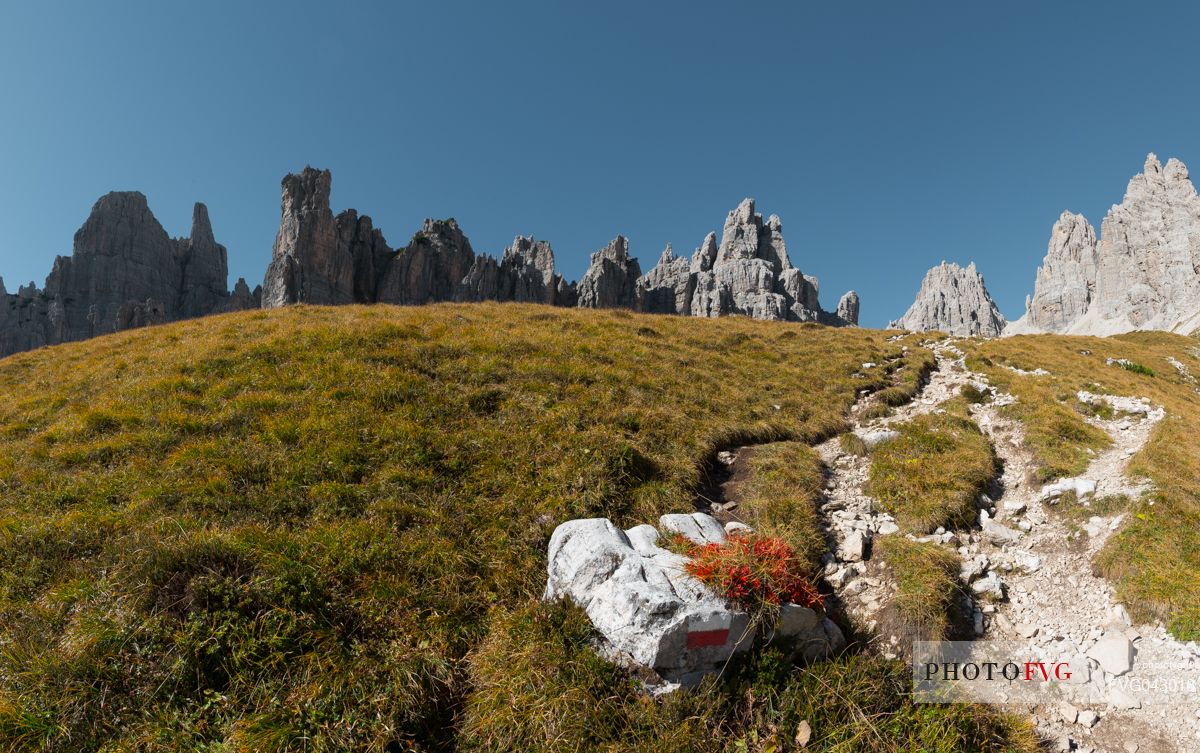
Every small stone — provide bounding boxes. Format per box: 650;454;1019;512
1059;701;1078;724
1088;633;1134;676
1123;742;1139;753
877;521;900;535
1002;500;1027;515
1077;709;1099;728
1017;623;1039;639
981;518;1023;545
841;531;869;562
971;571;1005;599
1110;604;1132;626
1108;687;1141;709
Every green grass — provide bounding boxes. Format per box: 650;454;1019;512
725;441;828;573
876;537;966;646
0;303;1044;751
867;405;998;533
970;332;1200;640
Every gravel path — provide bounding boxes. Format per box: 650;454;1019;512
818;339;1200;753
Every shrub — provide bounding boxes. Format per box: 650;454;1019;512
1118;360;1156;377
839;432;868;456
675;534;823;617
876;537;966;646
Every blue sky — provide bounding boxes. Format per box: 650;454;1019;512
2;1;1198;326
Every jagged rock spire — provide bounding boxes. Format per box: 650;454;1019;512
1010;152;1200;335
891;261;1005;337
1;190;244;358
577;236;641;308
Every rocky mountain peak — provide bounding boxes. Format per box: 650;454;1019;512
717;197;791;271
190;203;216;247
1010;152;1200;336
690;233;718;274
891;261;1006;337
578;236;641;309
282;166;333;216
836;290;860;327
1;189;248;357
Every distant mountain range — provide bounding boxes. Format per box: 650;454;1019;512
5;152;1200;359
0;169;857;359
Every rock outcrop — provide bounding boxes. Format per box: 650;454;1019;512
890;261;1006;337
377;219;475;305
258;175;861;326
545;513;845;688
1009;153;1200;336
836;291;860;327
459;235;576;306
577;236;641;309
636;245;693;314
0;192;252;358
262;167;374;307
262;167;577;311
635;199;857;325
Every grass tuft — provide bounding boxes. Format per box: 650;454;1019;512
867;409;998;533
876;537;967;646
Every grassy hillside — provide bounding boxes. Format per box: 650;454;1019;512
0;304;1030;751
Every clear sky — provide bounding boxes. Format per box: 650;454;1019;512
2;0;1198;326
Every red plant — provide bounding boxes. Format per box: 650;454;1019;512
674;533;824;611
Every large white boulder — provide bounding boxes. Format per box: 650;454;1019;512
545;515;844;685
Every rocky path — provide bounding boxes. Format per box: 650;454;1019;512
818;339;1200;753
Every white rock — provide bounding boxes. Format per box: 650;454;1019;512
981;518;1023;545
1064;655;1090;685
1088;633;1134;676
659;513;727;546
877;521;900;535
841;530;869;562
855;429;899;450
1040;477;1097;501
1077;709;1099;727
1001;500;1027;515
724;521;753;536
545;517;841;685
1012;549;1041;573
971;571;1006;599
1110;604;1132;627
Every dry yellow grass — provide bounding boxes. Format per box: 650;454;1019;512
0;303;1038;751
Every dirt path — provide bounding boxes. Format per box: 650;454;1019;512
818;339;1200;753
